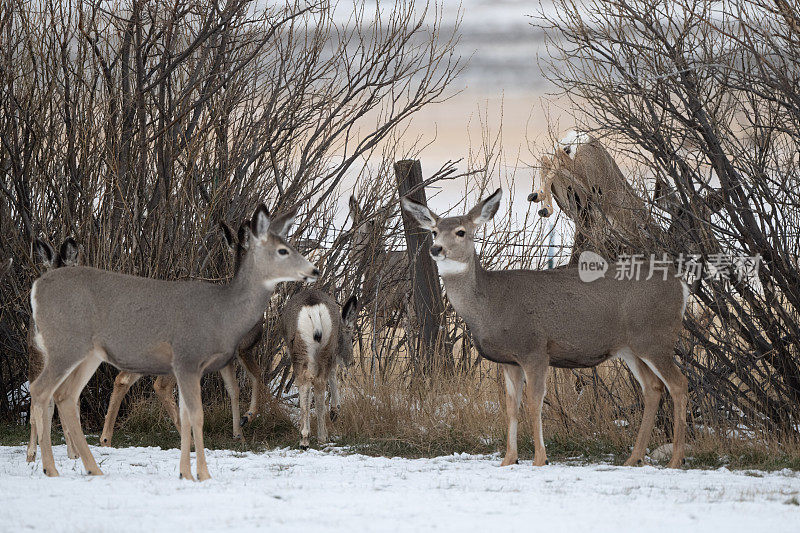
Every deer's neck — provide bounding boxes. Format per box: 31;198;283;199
223;255;273;337
439;253;487;329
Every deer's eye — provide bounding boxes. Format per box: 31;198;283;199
431;230;438;238
278;248;289;256
456;230;466;237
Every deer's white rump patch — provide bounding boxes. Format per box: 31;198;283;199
297;304;332;349
297;303;332;377
29;280;46;353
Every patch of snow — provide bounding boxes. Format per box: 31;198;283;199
2;445;800;531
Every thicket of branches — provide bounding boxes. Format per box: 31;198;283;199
0;0;462;424
538;0;800;436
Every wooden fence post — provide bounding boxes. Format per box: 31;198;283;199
394;159;448;373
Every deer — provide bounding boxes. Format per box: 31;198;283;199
26;238;81;463
653;176;724;257
528;132;650;264
348;196;411;335
280;290;358;448
99;221;265;446
402;188;689;469
28;205;318;480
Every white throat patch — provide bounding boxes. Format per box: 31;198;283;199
264;277;298;292
435;258;468;276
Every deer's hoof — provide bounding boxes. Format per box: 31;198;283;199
179;472;196;482
87;469;104;476
527;191;541;202
666;457;686;469
43;468;59;477
538;207;552;217
233;433;243;441
500;457;518;467
299;444;309;451
329;409;339;422
240;413;253;427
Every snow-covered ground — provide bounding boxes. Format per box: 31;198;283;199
1;445;799;532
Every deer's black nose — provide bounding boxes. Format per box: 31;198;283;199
430;246;442;257
311;268;321;277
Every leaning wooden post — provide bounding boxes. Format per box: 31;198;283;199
395;159;448;373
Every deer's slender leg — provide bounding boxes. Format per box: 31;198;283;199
298;380;312;449
177;372;209;481
237;352;261;426
27;406;40;462
27;399;51;462
63;402;80;459
30;353;84;477
529;156;551;205
530;156;556;216
640;354;688;469
500;364;524;467
153;375;179;430
314;377;328;443
619;351;664;466
53;356;103;475
177;389;194;481
52;365;81;460
219;363;242;439
522;361;549;467
328;370;340;422
100;371;143;446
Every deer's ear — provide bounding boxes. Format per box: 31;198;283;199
251;204;271;240
59;238;79;266
342;296;358;325
34;239;55;268
401;197;439;230
269;207;298;239
468;188;503;226
220;222;236;250
348;195;361;222
237;222;252;251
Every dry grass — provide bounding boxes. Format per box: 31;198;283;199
3;348;799;471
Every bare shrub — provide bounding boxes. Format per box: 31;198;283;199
0;0;461;425
536;0;800;438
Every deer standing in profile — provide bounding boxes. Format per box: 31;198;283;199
281;290;358;448
402;189;689;468
529;132;650;264
99;221;265;446
348;196;410;334
28;205;318;480
26;238;81;463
